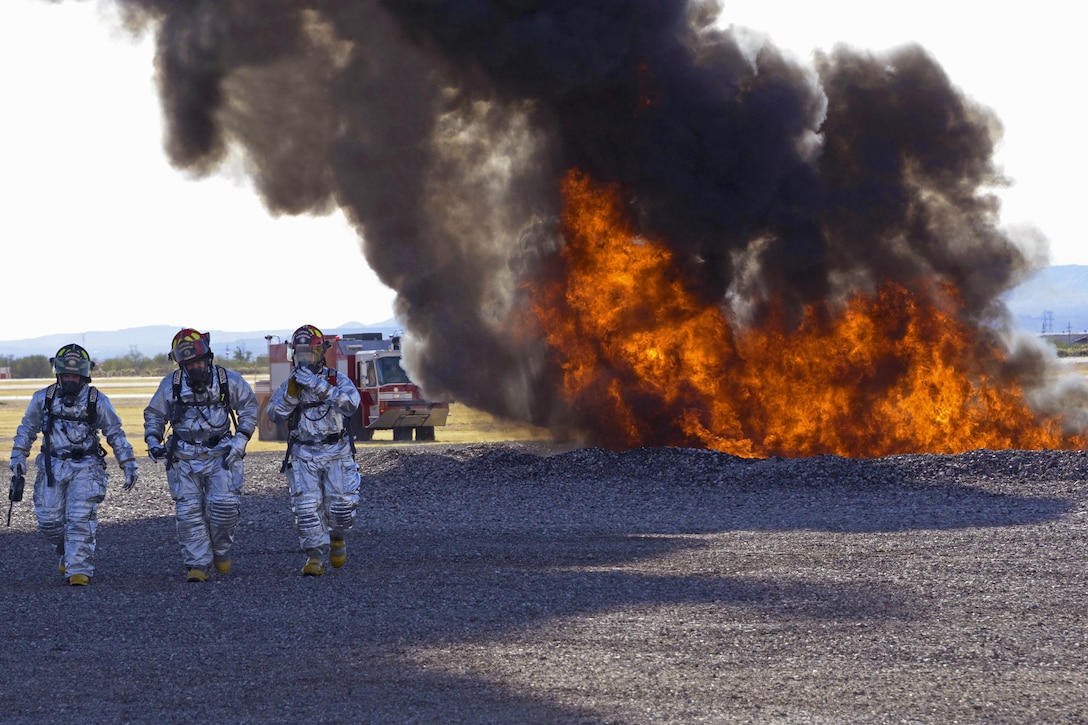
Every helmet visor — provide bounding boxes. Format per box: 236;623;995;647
291;344;323;367
53;351;92;377
172;337;210;365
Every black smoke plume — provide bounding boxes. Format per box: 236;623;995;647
105;0;1082;440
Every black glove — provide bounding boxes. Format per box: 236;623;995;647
148;444;167;462
8;473;24;503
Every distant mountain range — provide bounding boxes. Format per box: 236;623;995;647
1;266;1086;359
0;320;401;360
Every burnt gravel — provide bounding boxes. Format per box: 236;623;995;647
1;444;1087;724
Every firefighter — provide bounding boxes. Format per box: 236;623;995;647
143;329;258;582
8;344;139;585
266;324;361;576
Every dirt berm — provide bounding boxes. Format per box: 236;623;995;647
1;444;1086;723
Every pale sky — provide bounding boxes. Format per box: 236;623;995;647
1;0;1083;342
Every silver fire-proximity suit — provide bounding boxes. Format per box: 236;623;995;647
143;367;258;575
10;385;138;579
267;365;361;566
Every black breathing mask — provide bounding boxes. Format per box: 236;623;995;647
184;360;213;394
59;379;83;406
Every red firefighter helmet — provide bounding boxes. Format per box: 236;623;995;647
169;328;213;365
50;343;95;378
290;324;329;368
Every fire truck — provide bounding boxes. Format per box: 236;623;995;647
255;332;449;442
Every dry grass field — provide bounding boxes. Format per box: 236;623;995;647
0;375;551;463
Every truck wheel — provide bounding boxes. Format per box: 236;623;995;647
393;428;413;442
415;426;435;441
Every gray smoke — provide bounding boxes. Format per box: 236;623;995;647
106;0;1079;441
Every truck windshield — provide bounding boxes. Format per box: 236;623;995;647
376;356;410;384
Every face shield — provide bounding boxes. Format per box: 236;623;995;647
52;353;93;378
171;337;210;366
291;344;325;371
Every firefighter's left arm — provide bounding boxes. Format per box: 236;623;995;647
96;394;138;473
330;373;361;416
229;371;260;440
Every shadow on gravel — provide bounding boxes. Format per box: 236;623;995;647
0;515;910;724
0;445;1081;722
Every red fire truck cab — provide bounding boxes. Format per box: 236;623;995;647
256;333;449;442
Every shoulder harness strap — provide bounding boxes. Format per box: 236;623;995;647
43;384;57;432
41;385;57;486
86;386;98;424
217;365;230;407
217;366;238;432
170;370;184;424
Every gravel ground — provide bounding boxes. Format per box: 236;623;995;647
1;443;1087;724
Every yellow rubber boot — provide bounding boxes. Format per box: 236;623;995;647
186;568;209;583
329;539;347;569
68;574;90;586
302;558;324;577
213;557;231;575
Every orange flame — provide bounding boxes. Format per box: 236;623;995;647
530;170;1085;457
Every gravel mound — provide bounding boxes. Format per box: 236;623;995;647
1;444;1086;723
